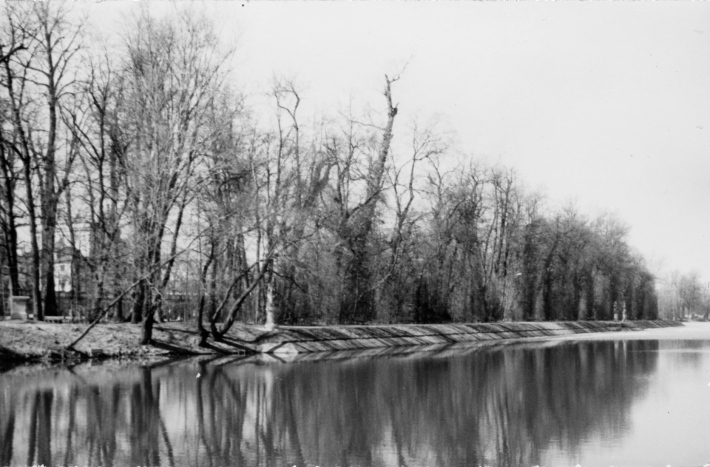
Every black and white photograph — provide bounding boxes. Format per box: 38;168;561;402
1;1;710;466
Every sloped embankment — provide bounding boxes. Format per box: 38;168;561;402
254;320;682;355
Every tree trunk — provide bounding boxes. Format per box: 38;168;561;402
141;301;156;345
214;267;268;339
196;245;214;347
22;159;43;321
3;56;43;320
264;273;276;330
0;142;20;296
40;94;59;318
131;279;146;324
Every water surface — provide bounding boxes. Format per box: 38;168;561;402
2;323;710;467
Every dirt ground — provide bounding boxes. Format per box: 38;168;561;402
0;319;274;362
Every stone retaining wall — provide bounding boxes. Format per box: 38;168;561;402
255;320;682;354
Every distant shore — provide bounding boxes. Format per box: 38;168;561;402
0;319;682;365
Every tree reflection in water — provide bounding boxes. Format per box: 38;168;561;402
0;340;665;467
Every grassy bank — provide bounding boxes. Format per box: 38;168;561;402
0;320;274;362
0;319;682;363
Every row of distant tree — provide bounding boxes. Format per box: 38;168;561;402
657;270;710;321
1;3;662;344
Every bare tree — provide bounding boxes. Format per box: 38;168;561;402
120;6;232;343
249;79;333;328
0;23;30;303
63;46;129;321
325;74;400;323
383;118;446;321
1;2;83;319
0;84;22;299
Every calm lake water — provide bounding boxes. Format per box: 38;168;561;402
2;323;710;467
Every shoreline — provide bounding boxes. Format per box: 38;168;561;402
0;319;682;364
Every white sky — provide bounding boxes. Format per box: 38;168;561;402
86;1;710;283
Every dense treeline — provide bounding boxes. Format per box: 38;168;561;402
0;3;658;343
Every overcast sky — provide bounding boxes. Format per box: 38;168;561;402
89;1;710;283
